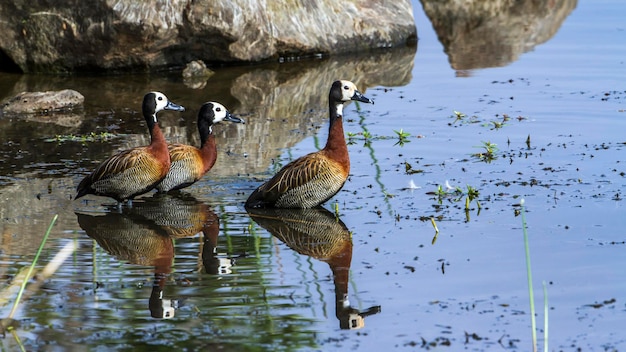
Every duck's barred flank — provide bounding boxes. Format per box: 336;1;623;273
268;156;347;209
80;150;166;200
156;154;201;192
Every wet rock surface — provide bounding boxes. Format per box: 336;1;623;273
1;89;84;115
0;0;416;73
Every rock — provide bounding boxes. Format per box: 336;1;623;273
1;89;84;115
182;60;214;79
182;60;215;89
0;0;417;73
421;0;577;71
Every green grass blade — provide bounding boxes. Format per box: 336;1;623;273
8;214;58;319
520;200;537;352
10;328;26;352
543;281;549;352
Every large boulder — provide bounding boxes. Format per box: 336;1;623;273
0;0;416;73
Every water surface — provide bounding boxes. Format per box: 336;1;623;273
0;0;625;350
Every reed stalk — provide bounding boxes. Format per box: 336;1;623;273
543;280;549;352
520;199;537;352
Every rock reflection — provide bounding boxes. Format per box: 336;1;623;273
232;47;415;176
75;194;218;319
421;0;576;71
0;45;416;181
247;207;381;329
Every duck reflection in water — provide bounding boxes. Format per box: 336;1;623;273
201;211;234;275
246;207;381;329
115;193;233;275
75;193;221;319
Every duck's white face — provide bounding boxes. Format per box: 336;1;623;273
334;81;358;116
152;92;170;113
200;102;244;131
211;102;229;123
339;80;359;102
148;91;185;118
333;80;373;116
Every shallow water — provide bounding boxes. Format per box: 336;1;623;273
1;0;625;350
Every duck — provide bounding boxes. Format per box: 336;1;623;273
75;91;185;206
245;80;374;209
156;102;244;193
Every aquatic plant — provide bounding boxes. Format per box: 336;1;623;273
346;129;420;148
428;183;482;222
449;111;529;129
489;120;504;129
430;217;439;244
451;110;466;124
472;141;498;162
393;128;411;146
482;113;510;130
403;161;423;175
346;131;357;145
448;110;481;126
346;131;372;146
46;131;118;144
432;183;479;205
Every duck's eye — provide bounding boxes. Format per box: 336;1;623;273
216;107;221;112
157;96;163;101
344;85;349;90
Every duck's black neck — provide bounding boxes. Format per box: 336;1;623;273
143;95;158;131
145;113;158;138
324;101;346;151
328;99;343;130
198;119;214;147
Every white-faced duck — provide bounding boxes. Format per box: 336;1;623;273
75;92;185;206
156;102;244;193
246;80;374;209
